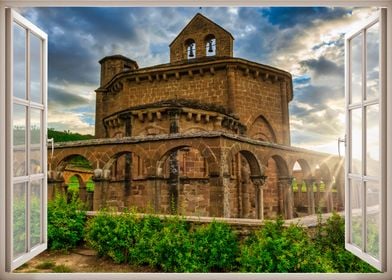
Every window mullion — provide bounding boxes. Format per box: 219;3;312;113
361;28;367;253
25;28;31;253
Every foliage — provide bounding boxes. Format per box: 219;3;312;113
192;221;239;272
48;128;93;143
315;213;379;273
82;211;380;273
47;194;86;250
85;213;239;272
239;218;333;272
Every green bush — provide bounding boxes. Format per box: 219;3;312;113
47;194;86;250
153;217;196;272
192;221;239;272
130;215;163;267
239;218;333;272
315;213;378;273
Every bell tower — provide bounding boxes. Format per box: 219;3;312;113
169;13;234;63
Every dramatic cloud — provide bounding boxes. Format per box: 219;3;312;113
21;6;378;153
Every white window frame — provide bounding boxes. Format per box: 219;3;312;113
5;9;48;271
0;1;391;280
344;10;387;271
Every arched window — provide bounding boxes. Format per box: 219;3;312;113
205;35;216;56
185;39;196;59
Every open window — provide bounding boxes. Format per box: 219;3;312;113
345;9;386;271
5;9;48;271
0;3;391;279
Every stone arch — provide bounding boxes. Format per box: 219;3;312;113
51;151;95;172
247;114;277;143
185;38;196;59
103;150;147;175
205;34;216;56
54;154;93;173
155;144;213;216
227;144;264;177
227;145;265;219
152;141;219;177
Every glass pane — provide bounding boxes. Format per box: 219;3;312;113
13;23;26;100
13;182;27;259
30;34;42;103
366;23;380;101
350;179;362;249
351;109;362;174
30;109;42;174
351;33;363;104
366;105;379;177
31;180;42;248
366;181;380;259
13;104;26;177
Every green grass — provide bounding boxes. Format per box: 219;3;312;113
35;261;56;270
52;264;72;273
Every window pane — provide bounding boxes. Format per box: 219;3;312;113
31;180;42;248
13;104;26;177
30;109;42;174
366;23;380;101
366;181;380;259
350;108;362;174
366;104;379;177
13;182;27;259
30;33;42;104
13;23;26;100
350;179;362;249
351;33;363;104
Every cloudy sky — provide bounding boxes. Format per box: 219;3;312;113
20;6;377;154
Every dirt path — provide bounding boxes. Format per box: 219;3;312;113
15;247;158;273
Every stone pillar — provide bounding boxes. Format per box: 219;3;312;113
168;151;179;214
278;176;293;219
324;179;334;212
280;80;291;145
92;168;110;211
305;178;315;215
226;65;236;115
251;175;267;220
79;181;87;203
47;170;65;200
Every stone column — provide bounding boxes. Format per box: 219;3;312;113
278;176;294;219
79;181;87;204
324;179;334;212
280;80;291;145
47;170;65;200
92;168;110;211
167;109;181;214
305;178;315;215
226;65;236;115
251;175;267;220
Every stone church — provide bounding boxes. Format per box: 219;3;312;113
49;13;343;220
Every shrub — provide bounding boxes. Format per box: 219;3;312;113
315;213;378;273
47;194;86;250
239;218;332;272
153;217;195;272
130;215;163;266
85;210;139;263
192;221;239;272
